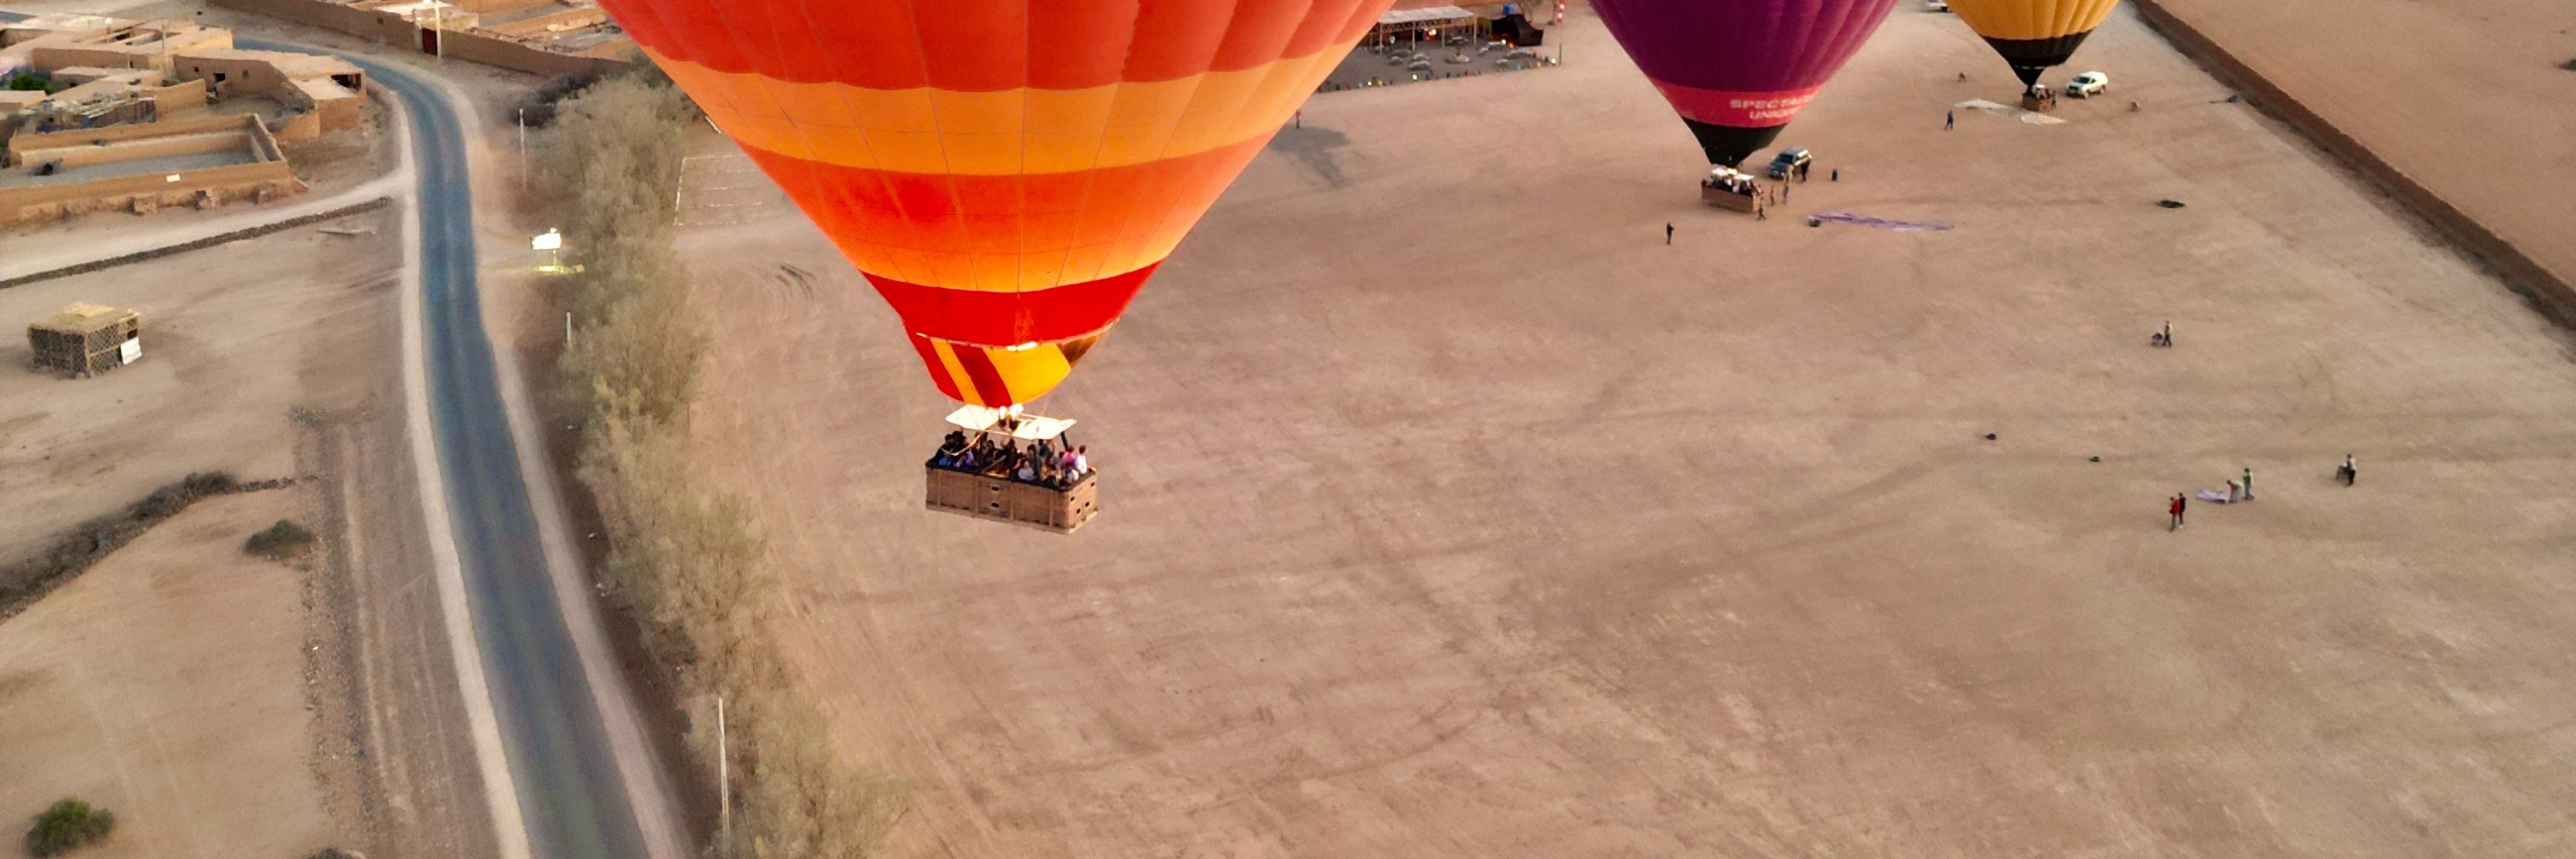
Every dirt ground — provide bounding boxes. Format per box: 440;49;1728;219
0;490;340;859
2144;0;2576;297
667;6;2576;859
0;215;499;859
0;215;395;556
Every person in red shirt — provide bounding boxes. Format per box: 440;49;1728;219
2169;494;2187;530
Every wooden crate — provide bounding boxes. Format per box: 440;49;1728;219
27;303;141;377
925;466;1098;533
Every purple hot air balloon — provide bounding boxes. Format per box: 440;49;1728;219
1595;0;1903;168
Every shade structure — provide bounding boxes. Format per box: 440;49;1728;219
593;0;1396;406
1594;0;1902;168
1946;0;2122;86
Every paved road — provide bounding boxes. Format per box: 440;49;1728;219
244;40;652;859
0;10;644;857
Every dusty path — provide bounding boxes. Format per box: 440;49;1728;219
672;5;2576;858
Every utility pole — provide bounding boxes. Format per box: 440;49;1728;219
716;695;731;847
517;107;527;196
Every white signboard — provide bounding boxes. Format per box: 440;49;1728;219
120;338;142;364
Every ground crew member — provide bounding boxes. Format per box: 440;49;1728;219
2170;494;2186;530
2241;468;2255;501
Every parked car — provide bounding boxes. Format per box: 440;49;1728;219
1924;0;1949;11
2067;70;2110;98
1765;147;1813;180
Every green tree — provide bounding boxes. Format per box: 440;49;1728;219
26;798;115;857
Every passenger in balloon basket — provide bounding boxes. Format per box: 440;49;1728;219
933;430;970;468
929;423;1092;491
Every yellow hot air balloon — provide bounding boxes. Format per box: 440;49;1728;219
1947;0;2120;87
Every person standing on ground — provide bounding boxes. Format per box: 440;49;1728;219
2171;494;2186;530
2341;454;2357;486
1665;222;1674;244
1294;109;1303;129
2241;467;2255;501
1831;168;1839;182
1946;110;1955;131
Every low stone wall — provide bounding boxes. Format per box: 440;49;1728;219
38;131;240;169
483;7;608;39
1;114;303;228
210;0;628;76
0;197;389;289
0;160;301;226
2131;0;2574;323
438;28;625;76
270;108;323;143
210;0;419;46
4;113;255;166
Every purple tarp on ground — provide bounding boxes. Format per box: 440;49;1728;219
1812;211;1954;231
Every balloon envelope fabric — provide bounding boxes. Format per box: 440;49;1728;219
595;0;1395;406
1593;0;1903;167
1946;0;2122;85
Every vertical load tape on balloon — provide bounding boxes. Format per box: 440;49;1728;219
594;0;1400;405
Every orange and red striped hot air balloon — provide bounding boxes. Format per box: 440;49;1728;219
592;0;1396;407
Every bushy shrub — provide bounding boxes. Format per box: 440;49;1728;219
1;472;241;620
25;798;114;857
544;76;905;856
244;520;319;561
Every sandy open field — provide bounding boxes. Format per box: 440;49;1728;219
2145;0;2576;300
0;213;396;557
0;490;339;859
2;211;498;859
672;6;2576;857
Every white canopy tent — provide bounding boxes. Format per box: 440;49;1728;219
945;405;1077;442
